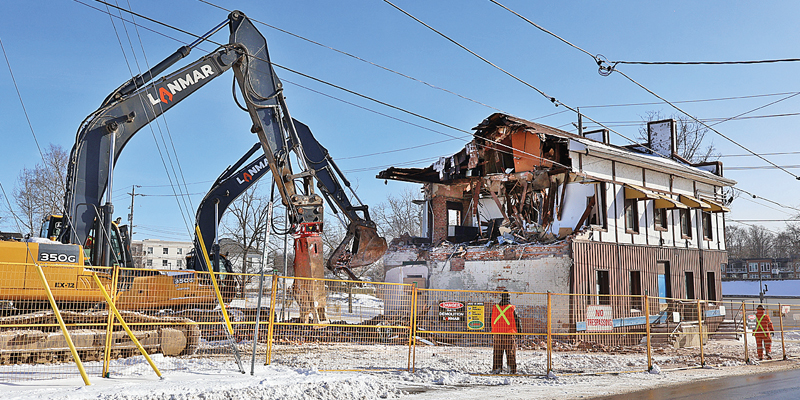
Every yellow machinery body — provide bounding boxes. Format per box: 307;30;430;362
0;241;112;304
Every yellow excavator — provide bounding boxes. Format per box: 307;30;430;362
0;10;386;362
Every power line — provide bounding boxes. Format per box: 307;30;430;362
195;0;510;115
720;151;800;158
489;0;800;181
726;165;800;171
85;0;573;173
578;91;800;109
613;58;800;66
734;187;800;213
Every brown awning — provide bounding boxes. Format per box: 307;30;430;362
625;184;687;209
624;184;657;200
701;198;731;213
679;194;713;210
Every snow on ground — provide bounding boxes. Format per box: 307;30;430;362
3;337;800;399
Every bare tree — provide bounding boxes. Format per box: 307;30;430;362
221;181;275;291
13;144;68;235
372;187;423;241
724;224;748;260
638;111;718;163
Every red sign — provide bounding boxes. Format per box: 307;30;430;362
439;301;464;309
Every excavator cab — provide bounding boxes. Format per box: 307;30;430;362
40;215;64;241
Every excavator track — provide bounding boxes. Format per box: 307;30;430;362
0;310;200;365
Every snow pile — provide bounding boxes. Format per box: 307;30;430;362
4;358;402;400
327;292;384;309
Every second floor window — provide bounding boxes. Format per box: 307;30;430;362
163;247;169;255
702;212;713;240
147;247;153;254
680;209;692;238
749;263;758;272
654;208;668;230
624;199;639;234
177;248;183;255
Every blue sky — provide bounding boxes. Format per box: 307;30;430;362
1;0;798;241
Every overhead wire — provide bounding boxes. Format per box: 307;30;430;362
386;1;800;224
578;91;800;109
116;0;198;237
85;0;575;175
194;0;509;115
488;0;800;181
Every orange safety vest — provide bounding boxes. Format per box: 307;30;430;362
491;304;517;333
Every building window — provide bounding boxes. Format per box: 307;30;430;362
685;271;695;299
706;272;716;301
679;209;692;238
749;274;759;279
588;183;608;230
446;201;463;226
721;263;727;273
177;259;182;268
761;263;770;272
147;247;153;254
162;260;169;267
624;199;639;234
654;208;668;230
596;270;610;305
163;247;169;255
146;259;152;267
796;264;800;272
749;263;758;272
630;271;642;311
701;212;712;240
761;274;770;279
177;248;183;255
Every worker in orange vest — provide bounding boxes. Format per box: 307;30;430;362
491;290;521;374
754;305;774;360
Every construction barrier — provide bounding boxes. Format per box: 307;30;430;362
2;263;799;383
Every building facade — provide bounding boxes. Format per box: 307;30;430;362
379;114;735;338
724;258;799;280
131;239;193;270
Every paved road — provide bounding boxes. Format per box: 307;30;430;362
594;368;800;400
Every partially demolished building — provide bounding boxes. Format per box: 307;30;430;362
378;113;734;334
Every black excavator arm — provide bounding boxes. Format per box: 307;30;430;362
61;10;385;274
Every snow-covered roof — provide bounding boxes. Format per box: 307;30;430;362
722;280;800;297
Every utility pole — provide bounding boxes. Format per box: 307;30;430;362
128;185;142;239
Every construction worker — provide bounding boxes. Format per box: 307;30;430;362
754;305;774;360
491;290;521;374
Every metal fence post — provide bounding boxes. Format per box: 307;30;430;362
408;282;417;372
102;265;119;378
742;301;749;363
644;294;652;371
35;264;91;386
779;303;787;360
697;300;704;366
546;292;552;374
265;274;279;365
91;272;162;378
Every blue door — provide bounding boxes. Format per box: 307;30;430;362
657;274;667;303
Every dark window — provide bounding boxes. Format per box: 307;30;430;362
702;212;713;240
654;208;668;230
680;209;692;238
707;272;717;301
630;271;642;311
685;271;695;299
162;247;169;255
588;183;608;229
597;270;611;305
624;199;639;234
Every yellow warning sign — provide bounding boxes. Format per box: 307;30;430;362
467;302;485;330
